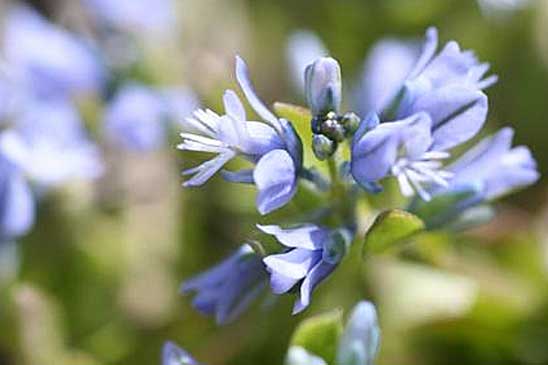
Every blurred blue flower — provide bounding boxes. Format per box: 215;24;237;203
259;224;350;314
104;83;168;152
182;244;267;325
286;31;328;93
336;301;380;365
436;127;539;205
84;0;176;35
179;56;302;215
0;100;103;188
354;38;420;117
0;157;34;242
305;57;342;116
162;341;200;365
3;5;104;100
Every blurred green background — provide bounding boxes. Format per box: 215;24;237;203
2;0;548;364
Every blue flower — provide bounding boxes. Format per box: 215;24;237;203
3;5;104;100
181;244;267;325
162;341;200;365
351;28;495;200
0;100;103;188
354;37;420;117
305;57;342;116
259;224;351;314
336;301;380;365
84;0;176;35
351;112;454;200
0;156;34;242
436;127;539;205
104;83;168;152
179;56;303;215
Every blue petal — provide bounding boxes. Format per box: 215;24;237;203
293;260;336;314
253;149;297;215
257;224;328;250
223;89;246;123
221;169;254;184
355;38;419;115
264;248;321;280
407;27;439;80
336;301;380;365
351;113;432;183
412;87;488;151
235;56;281;130
182;150;236;187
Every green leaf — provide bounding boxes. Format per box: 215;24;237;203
273;102;312;125
363;209;425;255
290;308;344;364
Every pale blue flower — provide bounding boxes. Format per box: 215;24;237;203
179;56;302;215
336;301;380;365
104;83;168;152
3;5;104;99
305;57;342;116
259;224;350;314
0;100;103;188
84;0;176;35
182;244;267;325
163;342;200;365
351;112;454;200
437;127;539;204
0;156;34;241
351;28;494;200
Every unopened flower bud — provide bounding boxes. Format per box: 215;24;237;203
321;118;346;142
322;228;352;264
340;112;361;136
305;57;342;116
312;133;337;160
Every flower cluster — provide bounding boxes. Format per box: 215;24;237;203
177;26;539;329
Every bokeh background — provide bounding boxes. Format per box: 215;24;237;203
1;0;548;364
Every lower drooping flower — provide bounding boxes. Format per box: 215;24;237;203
181;244;268;325
259;224;351;314
162;341;200;365
178;56;303;215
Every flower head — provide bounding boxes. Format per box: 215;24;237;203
3;5;104;99
181;244;267;325
0;100;103;188
104;83;168;152
351;28;494;200
179;56;303;215
259;224;351;314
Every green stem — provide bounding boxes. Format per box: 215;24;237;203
326;152;354;226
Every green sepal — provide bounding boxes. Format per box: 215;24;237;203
274;102;312;126
363;209;425;255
